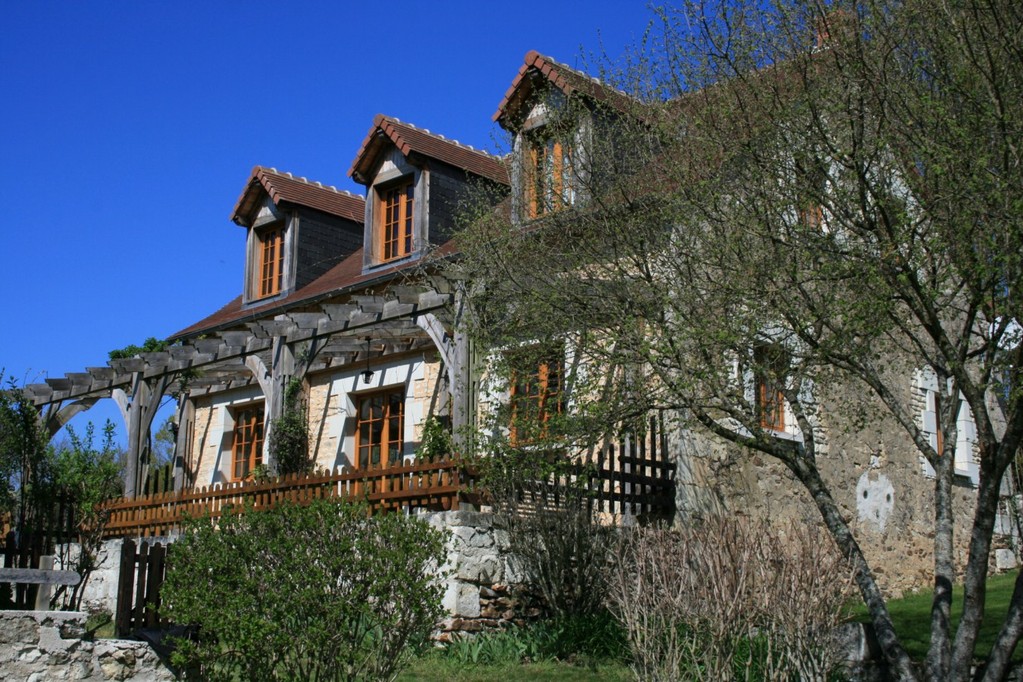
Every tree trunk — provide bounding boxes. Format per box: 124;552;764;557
790;455;919;681
926;452;955;679
951;454;1004;680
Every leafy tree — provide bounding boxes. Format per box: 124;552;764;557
0;377;53;534
51;422;123;610
108;336;169;361
151;414;176;468
454;1;1023;679
0;376;122;609
162;498;446;682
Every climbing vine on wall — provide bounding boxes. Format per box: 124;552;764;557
269;378;311;476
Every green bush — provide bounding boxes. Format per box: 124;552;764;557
162;498;447;681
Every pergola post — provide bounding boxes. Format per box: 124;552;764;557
114;372;171;498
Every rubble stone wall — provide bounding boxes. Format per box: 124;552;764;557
672;370;1017;597
0;611;174;682
426;509;533;638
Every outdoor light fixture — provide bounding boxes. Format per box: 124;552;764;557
361;340;374;383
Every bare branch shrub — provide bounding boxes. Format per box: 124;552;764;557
607;516;853;681
484;449;611;618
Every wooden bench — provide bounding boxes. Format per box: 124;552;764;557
0;556;80;610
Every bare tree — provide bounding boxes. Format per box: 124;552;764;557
454;1;1023;679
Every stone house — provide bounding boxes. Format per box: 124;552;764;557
21;50;1015;597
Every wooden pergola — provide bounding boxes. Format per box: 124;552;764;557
23;281;479;498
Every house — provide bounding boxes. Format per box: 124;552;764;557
20;50;1015;598
165;118;509;490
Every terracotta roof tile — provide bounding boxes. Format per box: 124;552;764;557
494;50;639;127
231;166;366;226
349;115;509;186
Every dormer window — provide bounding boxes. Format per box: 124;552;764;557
378;178;415;262
255;224;285;299
524;135;574;219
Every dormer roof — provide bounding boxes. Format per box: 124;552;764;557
348;114;508;186
231;166;366;227
493;50;638;129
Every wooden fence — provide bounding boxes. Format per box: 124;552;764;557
0;494;79;610
115;539;168;636
506;415;677;519
98;418;676;540
100;457;474;539
579;414;676;517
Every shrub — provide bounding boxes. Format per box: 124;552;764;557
482;447;612;619
51;422;123;610
162;498;446;681
606;516;854;682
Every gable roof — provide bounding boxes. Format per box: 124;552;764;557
348;114;508;186
231;166;366;227
494;50;638;129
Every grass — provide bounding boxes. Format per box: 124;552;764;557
397;655;632;682
850;570;1020;661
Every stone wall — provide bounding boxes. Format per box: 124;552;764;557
426;509;536;639
53;538;129;616
0;611;174;681
673;370;1018;596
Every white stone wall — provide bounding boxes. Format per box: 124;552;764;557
0;611;174;681
52;539;123;616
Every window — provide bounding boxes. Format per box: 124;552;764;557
795;152;826;230
523;136;574;219
754;345;787;432
377;179;414;262
232;405;264;480
915;368;979;483
255;226;285;298
508;345;564;444
356;389;405;469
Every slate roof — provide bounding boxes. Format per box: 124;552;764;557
231;166;366;227
493;50;639;128
348;114;508;186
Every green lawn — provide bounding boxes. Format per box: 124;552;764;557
850;570;1020;660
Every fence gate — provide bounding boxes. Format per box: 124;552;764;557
115;539;169;636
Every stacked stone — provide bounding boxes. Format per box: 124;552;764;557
0;611;173;681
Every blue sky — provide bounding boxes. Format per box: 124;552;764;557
0;1;655;444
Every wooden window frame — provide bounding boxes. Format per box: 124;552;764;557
523;136;573;220
255;225;285;299
754;346;787;432
355;388;405;470
231;404;264;481
932;390;945;456
508;345;565;444
376;178;415;263
795;152;826;230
